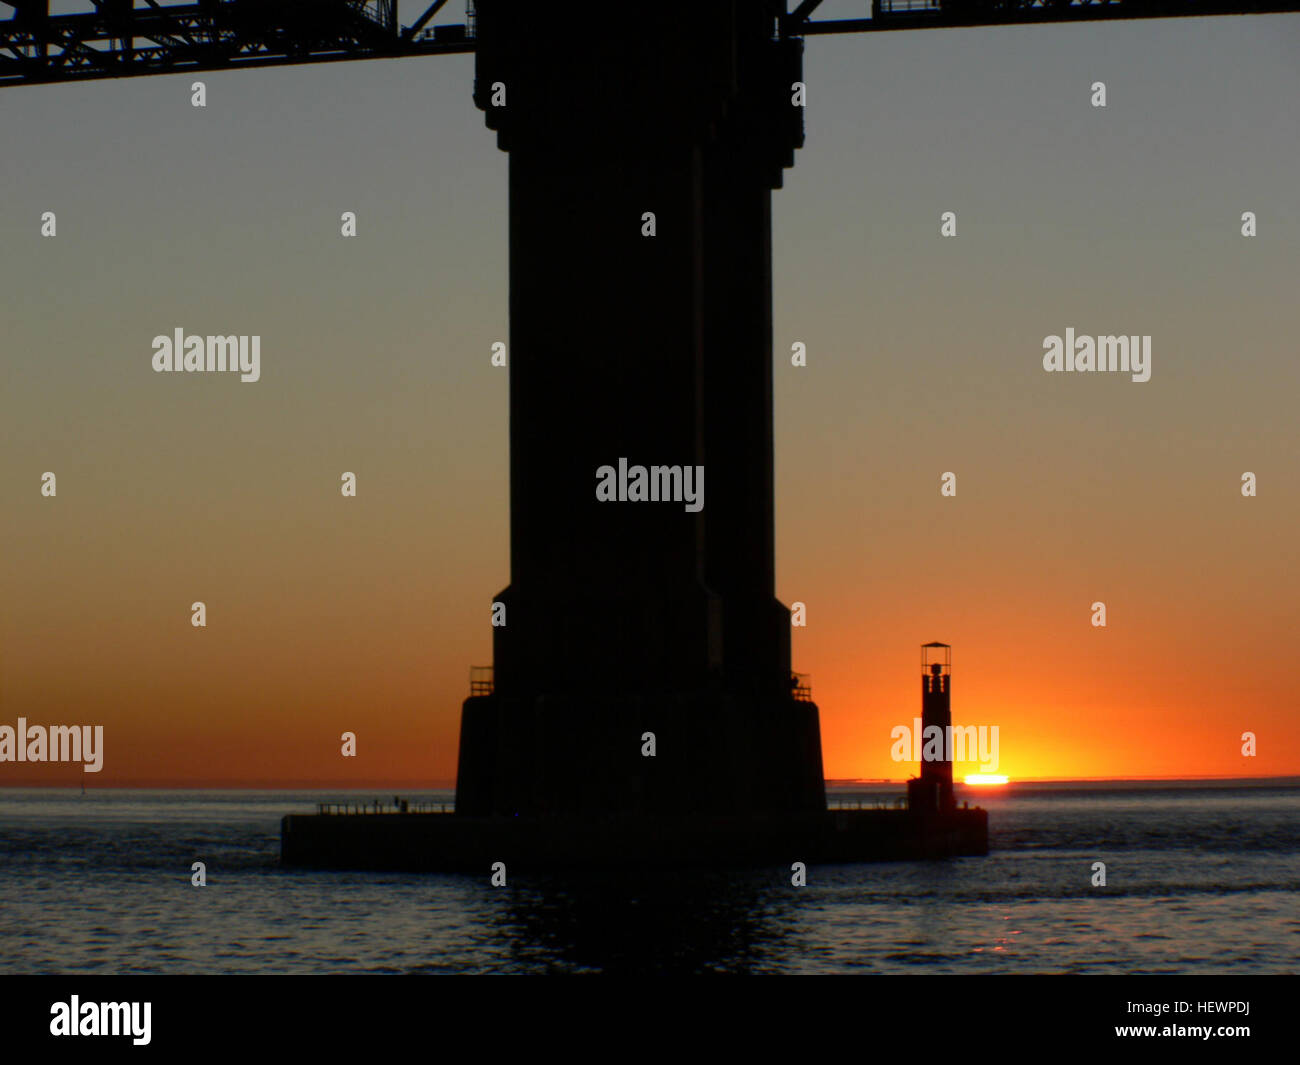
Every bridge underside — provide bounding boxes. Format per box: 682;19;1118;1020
4;2;1298;90
0;0;472;87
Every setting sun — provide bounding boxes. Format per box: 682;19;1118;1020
964;774;1009;786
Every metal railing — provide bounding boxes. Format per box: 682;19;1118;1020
827;796;908;810
875;0;1132;12
875;0;942;12
316;800;453;815
470;665;494;696
470;666;806;699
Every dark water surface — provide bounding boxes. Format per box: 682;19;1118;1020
1;785;1296;974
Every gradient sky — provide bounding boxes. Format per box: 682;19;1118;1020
2;2;1298;786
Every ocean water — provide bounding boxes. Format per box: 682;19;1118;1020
0;785;1296;974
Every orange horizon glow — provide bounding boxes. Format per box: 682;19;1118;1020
4;13;1299;794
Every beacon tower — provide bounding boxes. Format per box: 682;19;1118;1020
908;642;956;814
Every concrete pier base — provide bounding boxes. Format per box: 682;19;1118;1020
280;807;989;872
455;690;826;819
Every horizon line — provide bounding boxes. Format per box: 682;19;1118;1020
2;773;1299;791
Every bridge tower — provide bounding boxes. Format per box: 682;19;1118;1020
455;1;825;817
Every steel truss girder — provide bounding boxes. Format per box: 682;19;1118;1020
2;0;1298;90
792;0;1300;36
0;0;472;88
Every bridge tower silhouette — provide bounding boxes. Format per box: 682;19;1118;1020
455;2;825;817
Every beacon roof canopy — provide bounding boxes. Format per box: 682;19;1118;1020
922;643;952;670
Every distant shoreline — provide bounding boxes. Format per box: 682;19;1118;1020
1;776;1298;793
